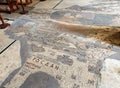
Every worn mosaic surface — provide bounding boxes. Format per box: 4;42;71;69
2;13;118;88
31;4;120;46
0;1;120;88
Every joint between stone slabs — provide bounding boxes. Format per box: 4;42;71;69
52;0;64;9
0;40;16;54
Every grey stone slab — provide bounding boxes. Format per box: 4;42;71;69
0;41;21;86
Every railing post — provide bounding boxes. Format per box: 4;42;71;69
19;0;28;14
0;15;10;29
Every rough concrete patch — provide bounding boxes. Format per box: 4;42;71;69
99;59;120;88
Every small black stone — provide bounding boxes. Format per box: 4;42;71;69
73;84;80;88
57;55;73;66
71;75;76;80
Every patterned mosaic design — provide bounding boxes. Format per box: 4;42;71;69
3;15;116;88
